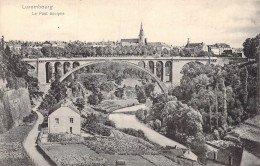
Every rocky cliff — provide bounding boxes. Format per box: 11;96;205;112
0;88;31;133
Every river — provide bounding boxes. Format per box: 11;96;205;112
109;104;199;161
110;104;186;148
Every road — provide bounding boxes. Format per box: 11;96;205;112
23;104;51;166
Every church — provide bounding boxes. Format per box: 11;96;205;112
121;22;147;46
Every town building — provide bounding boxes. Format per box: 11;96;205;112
147;42;172;51
206;140;243;165
184;38;208;52
121;22;147;46
48;101;81;134
208;43;232;55
184;39;208;53
232;48;245;58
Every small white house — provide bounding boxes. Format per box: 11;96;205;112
48;102;81;135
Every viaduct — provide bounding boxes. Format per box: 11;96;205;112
24;56;225;91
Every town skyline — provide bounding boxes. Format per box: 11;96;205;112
0;0;259;48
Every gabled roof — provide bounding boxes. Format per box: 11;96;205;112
183;149;198;161
208;43;230;48
186;43;203;48
147;42;168;46
215;43;230;47
48;101;80;116
121;39;139;43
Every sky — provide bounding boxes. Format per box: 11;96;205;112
0;0;259;47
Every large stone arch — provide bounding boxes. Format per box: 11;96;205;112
60;61;167;92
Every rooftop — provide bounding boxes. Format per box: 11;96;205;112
48;100;80;115
121;39;139;43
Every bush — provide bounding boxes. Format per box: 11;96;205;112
88;94;100;105
135;109;145;121
23;111;38;123
85;123;111;136
114;88;124;99
99;82;114;92
104;120;116;127
48;133;84;143
119;128;148;140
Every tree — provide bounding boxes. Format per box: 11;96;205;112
49;80;67;102
74;98;85;112
114;87;124;99
243;34;259;59
239;67;248;108
135;85;146;103
88;94;100;105
1;44;43;100
143;83;155;98
135;109;145;121
99;81;114;92
115;76;123;85
219;78;227;126
164;101;203;144
39;93;57;111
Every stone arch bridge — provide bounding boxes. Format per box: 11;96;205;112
23;56;218;89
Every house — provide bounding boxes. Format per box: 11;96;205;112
206;140;243;165
185;38;208;52
162;146;198;165
208;43;231;55
48;101;81;134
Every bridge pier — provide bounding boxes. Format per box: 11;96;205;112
162;64;166;82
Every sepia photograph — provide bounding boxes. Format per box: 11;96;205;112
0;0;259;165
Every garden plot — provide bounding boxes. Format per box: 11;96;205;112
101;154;155;166
40;143;106;166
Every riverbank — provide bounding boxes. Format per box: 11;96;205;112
109;104;198;162
91;99;139;113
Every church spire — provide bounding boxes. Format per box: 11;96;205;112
139;22;145;44
139;22;144;37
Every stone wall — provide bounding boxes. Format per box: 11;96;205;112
0;88;31;133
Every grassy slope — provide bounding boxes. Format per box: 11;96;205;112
0;124;35;166
93;99;139;113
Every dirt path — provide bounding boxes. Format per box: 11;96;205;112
23;104;51;166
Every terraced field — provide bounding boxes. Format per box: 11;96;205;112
142;155;179;166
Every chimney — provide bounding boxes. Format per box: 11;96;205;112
61;99;68;107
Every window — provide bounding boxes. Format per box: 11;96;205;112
70;118;73;123
55;118;59;124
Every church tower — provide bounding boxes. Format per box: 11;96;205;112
139;22;145;45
